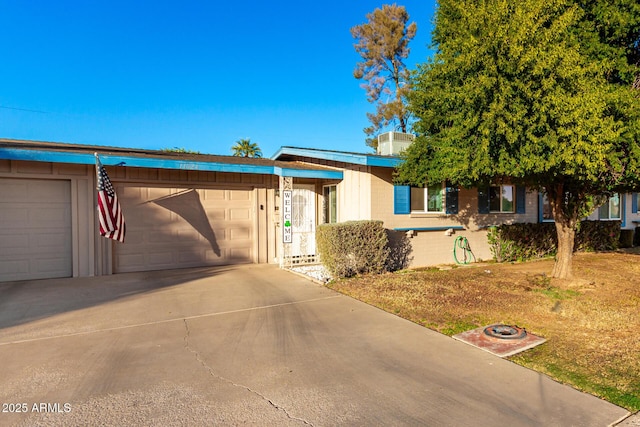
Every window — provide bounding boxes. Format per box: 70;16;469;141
478;185;525;214
541;192;623;223
541;193;553;221
410;183;444;213
489;185;514;213
394;183;458;215
599;193;621;220
322;185;337;223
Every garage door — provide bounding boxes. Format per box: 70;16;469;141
0;178;72;281
114;186;255;273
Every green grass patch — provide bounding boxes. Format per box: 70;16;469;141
533;286;580;300
513;349;640;411
440;320;479;336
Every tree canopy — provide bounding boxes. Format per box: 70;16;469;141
396;0;640;278
161;147;201;154
351;4;417;149
231;138;263;158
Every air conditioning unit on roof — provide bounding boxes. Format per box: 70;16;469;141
376;131;415;156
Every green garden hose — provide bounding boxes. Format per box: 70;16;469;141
454;236;476;265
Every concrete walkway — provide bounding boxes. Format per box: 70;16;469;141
0;265;631;426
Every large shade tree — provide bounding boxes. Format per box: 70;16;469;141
351;4;417;149
396;0;640;278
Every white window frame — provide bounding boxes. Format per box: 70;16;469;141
489;185;515;213
322;185;338;224
600;193;621;220
410;183;445;213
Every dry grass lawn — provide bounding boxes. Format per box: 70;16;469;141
327;250;640;411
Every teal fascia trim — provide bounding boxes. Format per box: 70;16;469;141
0;147;342;179
393;226;465;232
271;146;403;168
367;156;404;168
275;166;342;179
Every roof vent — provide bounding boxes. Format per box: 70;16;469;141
376;132;415;156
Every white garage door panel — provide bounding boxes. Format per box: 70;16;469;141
114;186;255;273
0;179;72;281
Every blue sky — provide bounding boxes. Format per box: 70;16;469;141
1;1;436;157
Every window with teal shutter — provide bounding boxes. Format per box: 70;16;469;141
633;193;638;214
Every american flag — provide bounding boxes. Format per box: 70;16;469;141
95;154;125;242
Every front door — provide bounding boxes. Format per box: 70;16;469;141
291;184;316;260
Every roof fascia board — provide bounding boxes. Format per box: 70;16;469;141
366;156;404;168
271;146;402;168
0;147;342;179
276;166;343;179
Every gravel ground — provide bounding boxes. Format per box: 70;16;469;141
288;265;332;283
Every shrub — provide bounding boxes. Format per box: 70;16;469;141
575;220;620;252
488;221;621;262
316;220;390;278
635;227;640;247
488;223;557;262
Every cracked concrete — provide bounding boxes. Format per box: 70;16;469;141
0;264;630;426
183;318;313;426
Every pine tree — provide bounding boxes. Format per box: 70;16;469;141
351;4;417;149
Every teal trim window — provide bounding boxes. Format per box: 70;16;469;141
394;183;458;215
411;183;444;213
599;193;621;220
322;185;337;223
489;185;515;213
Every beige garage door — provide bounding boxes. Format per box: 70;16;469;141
114;186;255;273
0;178;72;281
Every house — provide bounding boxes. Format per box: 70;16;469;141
271;140;539;267
0;139;340;282
272;131;638;266
1;136;637;283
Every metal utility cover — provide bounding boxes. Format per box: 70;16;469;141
453;324;547;358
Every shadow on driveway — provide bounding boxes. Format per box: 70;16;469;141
0;266;235;330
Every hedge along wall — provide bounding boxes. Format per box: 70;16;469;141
316;220;391;278
488;220;622;263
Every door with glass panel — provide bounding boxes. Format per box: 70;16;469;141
291;184;316;259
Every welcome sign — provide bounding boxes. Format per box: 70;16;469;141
283;190;292;243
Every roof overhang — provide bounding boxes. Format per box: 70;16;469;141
0;146;344;179
271;146;403;168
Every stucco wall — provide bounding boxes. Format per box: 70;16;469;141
369;167;540;267
626;194;640;230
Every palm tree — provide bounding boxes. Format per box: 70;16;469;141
231;138;263;158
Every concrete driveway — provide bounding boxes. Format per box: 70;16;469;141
0;265;630;426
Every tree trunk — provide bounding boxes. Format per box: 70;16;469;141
548;183;580;279
552;220;576;278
